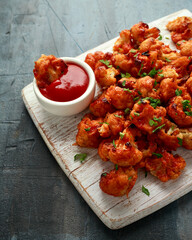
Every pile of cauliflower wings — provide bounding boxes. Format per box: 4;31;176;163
76;17;192;197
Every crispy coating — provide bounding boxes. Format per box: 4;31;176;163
89;91;115;117
84;51;105;70
118;77;136;89
186;76;192;95
33;54;67;88
98;111;125;137
100;166;138;197
167;96;192;127
130;100;166;134
95;66;119;88
176;40;192;56
159;78;177;103
135;76;157;98
98;139;113;161
76;114;103;148
113;30;133;54
145;150;186;182
106;85;136;110
179;128;192;149
166;16;192;43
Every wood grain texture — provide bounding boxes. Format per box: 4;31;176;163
22;9;192;230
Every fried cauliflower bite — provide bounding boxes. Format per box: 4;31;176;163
113;29;133;54
76;114;103;148
89;91;115;117
130;22;160;47
98;139;113;161
156;119;183;151
139;37;163;53
159;78;178;103
156;66;178;81
98;111;125;137
176;40;192;56
100;166;138;197
179;128;192;149
145;149;186;182
107;128;143;166
94;66;119;88
135;76;158;98
166;16;192;43
130;100;166;134
167;96;192;127
33;54;68;88
186;75;192;95
84;51;105;70
106;85;136;110
169;56;190;78
118;77;136;89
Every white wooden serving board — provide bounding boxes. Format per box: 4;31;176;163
22;9;192;229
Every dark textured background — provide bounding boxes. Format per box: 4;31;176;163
1;0;192;239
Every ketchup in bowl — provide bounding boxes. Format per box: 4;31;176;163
40;63;89;102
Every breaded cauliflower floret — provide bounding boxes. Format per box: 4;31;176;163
179;129;192;150
100;166;138;197
176;40;192;56
113;29;133;54
95;66;119;88
166;16;192;43
33;54;67;88
159;78;177;103
84;51;105;70
145;149;186;182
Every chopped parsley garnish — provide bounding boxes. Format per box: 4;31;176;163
74;153;87;163
101;172;107;177
154;80;158;87
134;53;138;58
122;80;126;86
185;111;192;116
134;112;140;116
158;74;164;77
115;164;118;170
158;34;162;40
152;152;163;158
142;185;150;196
128;176;133;180
176;43;181;46
175;89;182;96
138;63;144;76
121;72;131;78
123;88;131;93
112;140;116;148
153;117;162;122
165;37;170;39
84;127;91;131
152;124;165;133
99;59;112;68
124;108;130;114
148;67;158;78
182;100;191;111
138;91;142;95
142;97;161;108
149;119;158;127
141;72;147;77
130;49;137;53
165;57;171;62
177;137;183;146
114;114;122;118
119;132;125;140
133;96;140;101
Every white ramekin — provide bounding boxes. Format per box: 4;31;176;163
33;57;96;116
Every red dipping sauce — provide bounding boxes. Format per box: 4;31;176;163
40;63;89;102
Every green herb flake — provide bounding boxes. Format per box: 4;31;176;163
138;91;142;95
114;114;122;118
177;137;183;146
99;59;112;68
74;153;87;163
138;63;144;76
189;57;191;60
121;72;131;78
134;53;138;58
115;164;118;170
145;171;148;178
141;72;147;77
130;49;137;53
148;67;158;78
152;124;165;133
122;80;126;87
134;96;140;102
119;132;125;140
182;100;191;111
158;74;164;77
124;108;130;114
128;176;133;180
123;88;131;93
101;172;107;177
175;89;182;96
142;185;150;196
84;127;91;131
176;43;181;46
185;111;192;116
153;117;162;122
165;37;170;39
134;112;140;116
112;140;116;148
152;152;163;158
165;57;171;62
158;35;162;40
154;80;158;87
149;119;157;127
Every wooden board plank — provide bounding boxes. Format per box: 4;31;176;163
22;9;192;229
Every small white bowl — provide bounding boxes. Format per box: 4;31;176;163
33;57;96;116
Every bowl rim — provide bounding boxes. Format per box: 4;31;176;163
33;57;96;106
